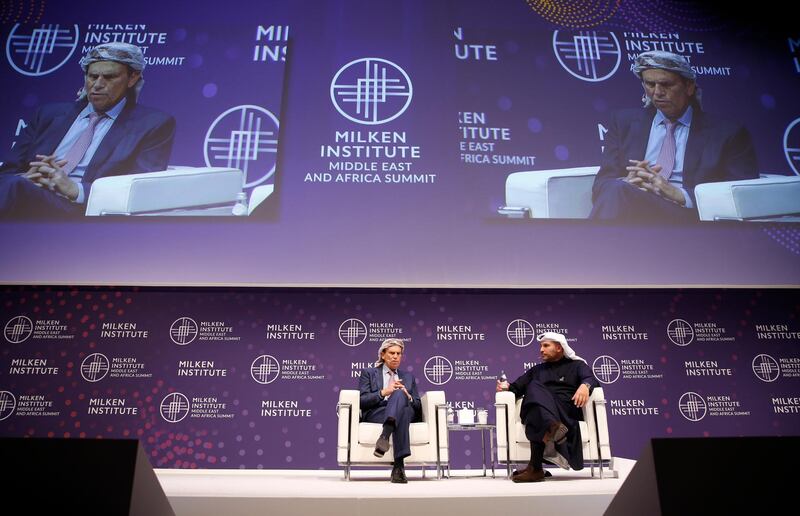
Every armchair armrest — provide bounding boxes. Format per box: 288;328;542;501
695;175;800;221
421;391;447;452
337;390;360;453
589;387;612;461
500;166;600;219
86;167;243;216
495;391;516;452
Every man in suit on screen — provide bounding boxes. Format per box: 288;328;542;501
358;338;422;483
589;50;758;222
0;42;175;218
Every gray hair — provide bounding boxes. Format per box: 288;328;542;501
632;50;702;109
374;338;405;367
77;42;146;103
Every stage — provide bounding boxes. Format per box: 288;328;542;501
157;458;632;516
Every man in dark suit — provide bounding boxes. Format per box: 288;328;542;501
358;338;422;483
590;50;758;222
497;332;598;483
0;42;175;218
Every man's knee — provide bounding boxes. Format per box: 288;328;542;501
591;180;677;220
0;175;33;214
0;174;30;195
388;390;407;401
384;391;410;417
0;175;81;218
591;181;636;217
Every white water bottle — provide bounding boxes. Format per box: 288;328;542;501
232;192;248;216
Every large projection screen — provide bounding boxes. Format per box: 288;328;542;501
1;0;798;287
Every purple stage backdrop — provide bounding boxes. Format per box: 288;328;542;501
2;286;798;469
0;0;799;288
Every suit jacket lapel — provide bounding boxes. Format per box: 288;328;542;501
84;102;134;183
376;367;384;390
42;104;84;154
399;370;414;395
629;109;652;161
683;108;706;187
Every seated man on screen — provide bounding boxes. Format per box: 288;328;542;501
496;332;597;483
358;338;422;483
589;50;758;222
0;42;175;218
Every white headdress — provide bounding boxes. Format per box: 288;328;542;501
537;332;586;363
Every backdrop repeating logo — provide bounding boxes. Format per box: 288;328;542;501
553;30;621;82
4;316;33;343
784;117;800;176
678;391;707;421
204;105;279;188
5;23;80;77
667;319;694;346
338;318;368;346
592;355;621;384
170;317;198;346
251;355;281;384
752;354;780;382
330;57;413;125
160;392;190;423
424;355;454;385
506;319;535;347
80;353;110;382
0;391;16;420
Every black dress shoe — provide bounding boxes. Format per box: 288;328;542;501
512;466;551;478
374;435;390;457
512;468;546;483
391;465;408;483
511;465;532;478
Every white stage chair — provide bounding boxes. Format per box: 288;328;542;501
495;387;616;478
497;166;600;219
695;174;800;222
336;389;449;480
85;167;244;216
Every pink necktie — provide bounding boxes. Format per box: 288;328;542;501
385;370;395;397
655;120;677;180
61;112;103;175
